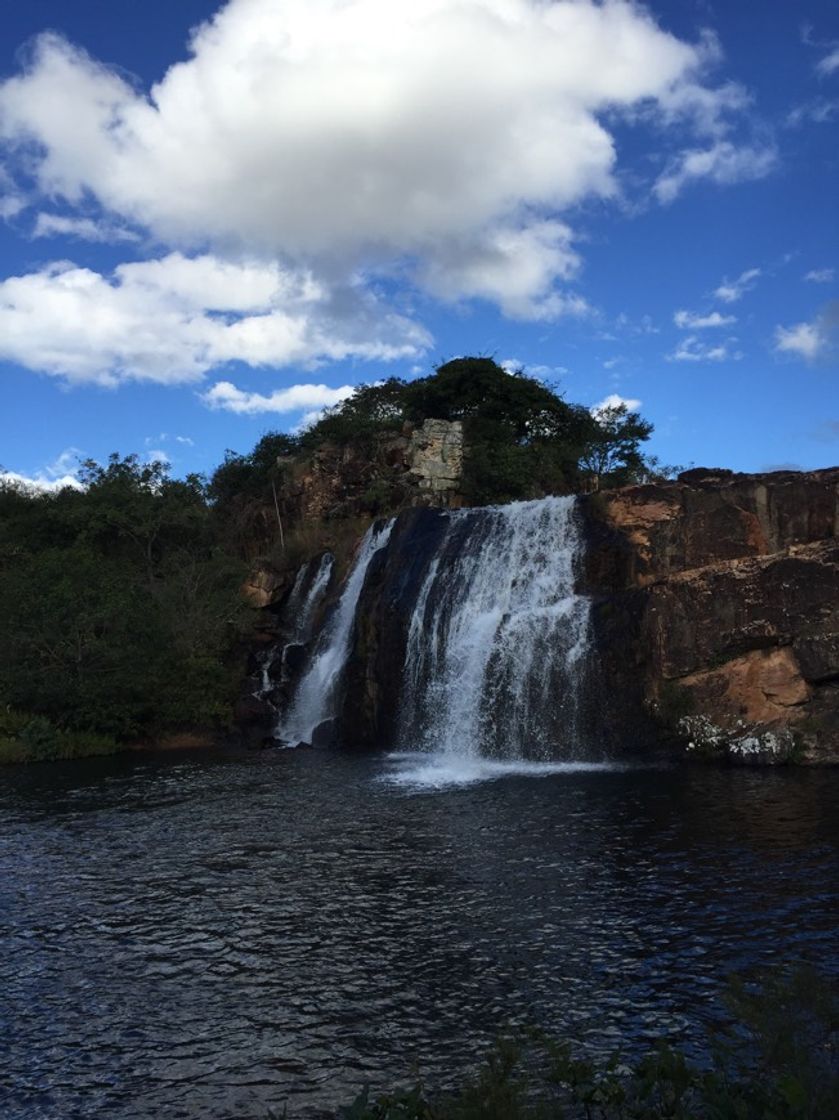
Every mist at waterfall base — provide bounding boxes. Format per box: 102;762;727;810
277;496;616;784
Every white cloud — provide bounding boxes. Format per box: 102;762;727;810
667;335;742;362
145;448;171;465
417;221;589;320
713;267;761;303
32;212;140;242
804;268;834;284
654;140;776;204
774;321;824;360
613;313;660;336
673;309;737;329
202;380;354;416
0;252;428;385
0;448;83;492
500;358;568;379
816;47;839;77
591;393;641;419
0;1;754;320
785;98;839;127
0;167;26;219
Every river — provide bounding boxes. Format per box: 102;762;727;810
1;748;837;1118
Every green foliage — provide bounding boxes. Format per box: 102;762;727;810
579;404;654;490
0;457;249;752
0;708;119;765
299;380;408;450
208;432;301;558
298;358;652;504
330;966;838;1120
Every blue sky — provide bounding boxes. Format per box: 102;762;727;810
0;0;837;489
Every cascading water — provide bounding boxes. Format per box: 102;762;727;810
252;553;334;703
399;496;592;762
287;552;335;642
279;521;393;744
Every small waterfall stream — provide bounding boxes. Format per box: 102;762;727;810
253;553;335;703
279;520;393;744
286;552;335;642
400;496;591;762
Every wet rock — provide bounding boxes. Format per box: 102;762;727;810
311;718;338;748
282;642;308;677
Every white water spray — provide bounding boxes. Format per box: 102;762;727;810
279;521;393;743
400;496;591;762
288;552;335;642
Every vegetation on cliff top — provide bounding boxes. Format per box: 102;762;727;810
212;358;655;512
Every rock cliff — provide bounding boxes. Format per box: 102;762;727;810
281;418;465;525
583;467;839;763
243;465;839;763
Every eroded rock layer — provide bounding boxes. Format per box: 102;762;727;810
584;468;839;763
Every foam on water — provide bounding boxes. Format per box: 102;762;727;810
379;751;624;789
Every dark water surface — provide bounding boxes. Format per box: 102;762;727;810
1;749;837;1119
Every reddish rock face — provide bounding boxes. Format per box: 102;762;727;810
584;468;839;763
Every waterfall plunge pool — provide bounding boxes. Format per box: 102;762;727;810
1;746;837;1119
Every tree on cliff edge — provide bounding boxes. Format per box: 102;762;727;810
293;356;654;502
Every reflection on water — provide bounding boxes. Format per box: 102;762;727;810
0;749;836;1119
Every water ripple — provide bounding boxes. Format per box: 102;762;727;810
0;750;836;1119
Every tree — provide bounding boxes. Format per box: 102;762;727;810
0;457;248;743
578;403;653;489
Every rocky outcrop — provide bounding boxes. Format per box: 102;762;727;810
408;419;464;496
246;464;838;764
284;419;465;524
583;468;839;763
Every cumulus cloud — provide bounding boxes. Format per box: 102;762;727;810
714;267;761;303
804;268;834;283
417;221;589;320
673;309;736;329
667;335;742;362
591;393;641;418
653;140;776;204
0;448;83;492
774;304;839;362
202;380;354;416
0;0;757;322
0;252;428;384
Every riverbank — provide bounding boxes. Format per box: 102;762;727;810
0;709;223;765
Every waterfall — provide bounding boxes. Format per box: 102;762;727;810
399;496;591;762
279;521;393;744
252;553;334;703
287;552;335;642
